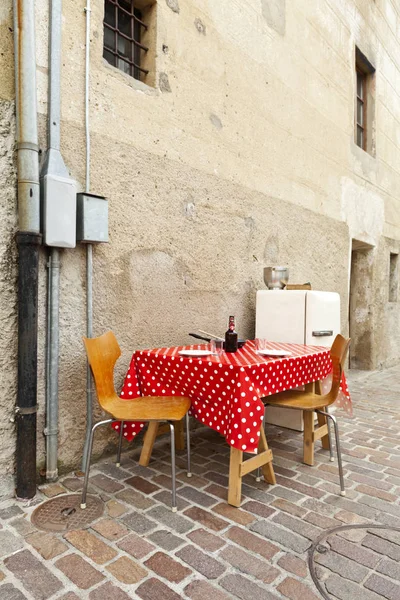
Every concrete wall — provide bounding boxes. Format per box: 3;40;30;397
1;0;400;488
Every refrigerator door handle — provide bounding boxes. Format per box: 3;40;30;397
312;330;333;337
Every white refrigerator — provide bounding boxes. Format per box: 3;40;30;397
255;290;340;430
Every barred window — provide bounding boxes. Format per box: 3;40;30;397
103;0;149;81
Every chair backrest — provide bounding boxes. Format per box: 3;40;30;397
326;334;351;404
83;331;121;413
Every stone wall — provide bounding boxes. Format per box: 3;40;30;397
0;0;400;488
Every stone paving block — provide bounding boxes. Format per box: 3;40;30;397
183;506;228;531
61;477;85;491
220;573;280;600
0;584;28;600
184;579;232;600
212;502;256;525
334;509;369;524
116;487;155;510
273;512;321;541
64;529;117;564
270;498;307;518
325;573;383;600
96;462;132;481
106;499;128;517
147;505;193;533
176;544;225;579
0;531;24;558
178;485;217;507
250;520;310;553
4;549;63;599
91;518;129;540
187;527;225;552
153;489;190;510
55;554;105;589
136;577;183;600
125;475;160;495
204;471;229;486
269;485;305;504
117;531;156;558
315;548;369;582
324;494;377;519
362;532;400;561
219;544;279;584
39;483;66;497
377;557;400;581
358;494;400;518
145;550;192;582
276;475;325;498
106;555;147;584
241;499;276;518
203;483;228;500
152;474;175;490
176;473;208;488
277;554;308;578
240;483;275;503
26;531;68;559
368;527;400;546
0;506;23;520
147;529;184;551
277;576;320;600
89;582;131;600
10;517;37;536
364;573;400;600
121;511;157;534
90;474;124;493
224;525;279;560
0;570;5;581
58;594;80;600
304;511;340;529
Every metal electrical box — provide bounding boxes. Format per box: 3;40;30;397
76;193;109;243
42;174;77;247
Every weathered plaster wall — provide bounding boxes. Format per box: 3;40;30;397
0;3;17;496
1;1;400;484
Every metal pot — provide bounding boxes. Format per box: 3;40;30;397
264;266;289;289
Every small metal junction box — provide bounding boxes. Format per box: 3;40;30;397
76;193;109;243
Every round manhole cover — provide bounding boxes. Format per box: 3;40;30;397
31;494;104;532
309;524;400;600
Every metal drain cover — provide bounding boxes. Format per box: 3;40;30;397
31;494;104;532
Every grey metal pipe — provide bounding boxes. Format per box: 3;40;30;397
13;0;41;499
81;0;94;473
45;248;60;481
13;0;40;232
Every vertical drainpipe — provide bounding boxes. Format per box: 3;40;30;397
13;0;42;499
41;0;71;481
81;0;93;473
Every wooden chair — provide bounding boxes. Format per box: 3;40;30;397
81;331;191;512
264;334;350;496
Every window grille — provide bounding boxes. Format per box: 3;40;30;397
103;0;149;81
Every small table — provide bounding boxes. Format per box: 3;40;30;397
117;341;351;506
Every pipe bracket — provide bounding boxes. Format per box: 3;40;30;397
15;405;39;416
16;142;39;152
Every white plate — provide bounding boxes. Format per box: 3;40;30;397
178;349;213;357
257;349;291;357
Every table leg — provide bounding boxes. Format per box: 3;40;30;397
174;419;185;451
139;421;159;467
258;426;276;485
303;411;315;466
317;412;331;450
228;448;243;507
228;423;276;507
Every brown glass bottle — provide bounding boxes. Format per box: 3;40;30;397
225;315;238;352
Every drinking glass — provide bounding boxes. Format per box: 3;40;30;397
210;339;224;355
255;338;267;352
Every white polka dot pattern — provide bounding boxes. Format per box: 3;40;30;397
113;341;352;453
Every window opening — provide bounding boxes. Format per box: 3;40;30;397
389;253;398;302
355;47;375;153
103;0;149;81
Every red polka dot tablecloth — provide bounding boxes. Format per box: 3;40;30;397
112;341;352;454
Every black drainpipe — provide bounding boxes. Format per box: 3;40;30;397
15;232;41;499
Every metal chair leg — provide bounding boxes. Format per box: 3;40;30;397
169;422;177;512
319;410;345;497
81;419;113;509
186;413;192;477
116;421;124;467
325;408;334;462
256;405;266;482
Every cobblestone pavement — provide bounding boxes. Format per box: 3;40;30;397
0;367;399;600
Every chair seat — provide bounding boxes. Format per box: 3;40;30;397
265;389;331;411
105;395;191;422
